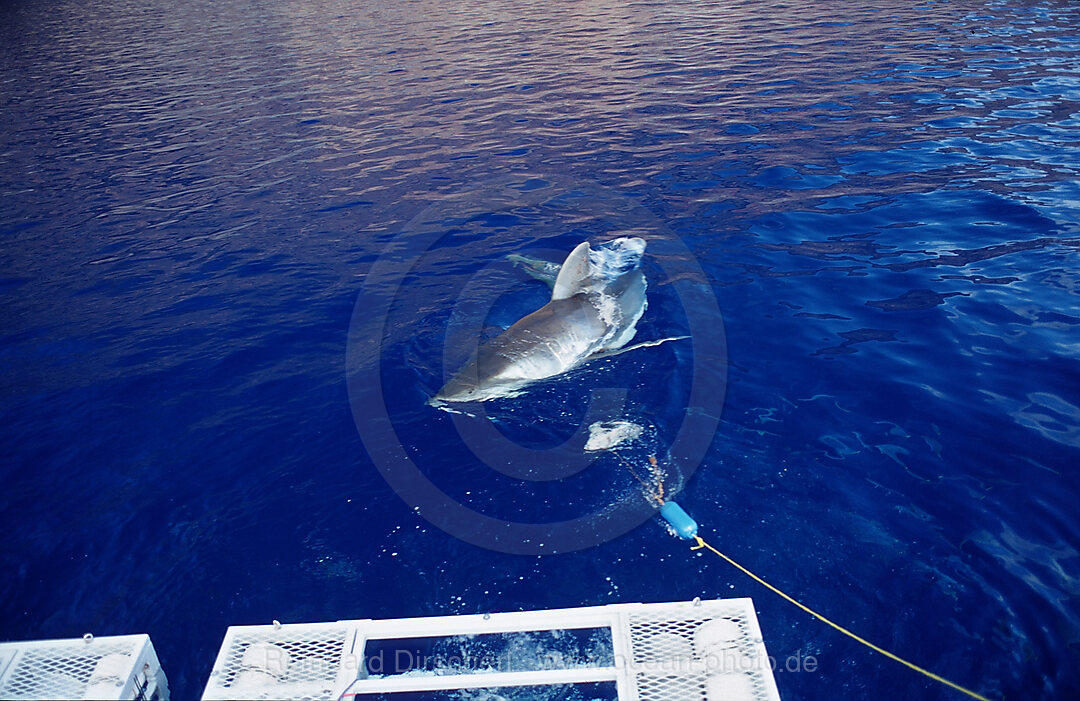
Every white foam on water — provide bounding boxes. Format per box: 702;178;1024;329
584;421;644;451
588;237;646;281
592;292;622;337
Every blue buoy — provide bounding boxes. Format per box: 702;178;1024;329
659;501;698;540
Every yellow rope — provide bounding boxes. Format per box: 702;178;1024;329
690;535;994;701
608;452;994;700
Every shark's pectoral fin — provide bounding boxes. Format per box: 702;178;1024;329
590;335;690;361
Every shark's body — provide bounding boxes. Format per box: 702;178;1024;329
433;238;649;404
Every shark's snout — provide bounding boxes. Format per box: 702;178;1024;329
431;385;481;405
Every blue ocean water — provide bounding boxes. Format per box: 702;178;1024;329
2;0;1079;699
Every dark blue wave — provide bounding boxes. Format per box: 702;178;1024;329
2;0;1078;699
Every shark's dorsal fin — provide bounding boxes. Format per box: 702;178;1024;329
551;241;593;300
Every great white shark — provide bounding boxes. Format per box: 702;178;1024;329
432;237;683;404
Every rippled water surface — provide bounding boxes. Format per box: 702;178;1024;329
2;0;1079;698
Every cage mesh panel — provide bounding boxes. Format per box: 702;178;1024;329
0;639;138;700
210;626;351;700
635;673;708;700
627;602;773;701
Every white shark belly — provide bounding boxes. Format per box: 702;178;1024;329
489;306;606;382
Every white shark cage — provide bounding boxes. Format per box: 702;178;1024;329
202;598;781;701
0;633;168;701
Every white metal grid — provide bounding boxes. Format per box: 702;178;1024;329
201;622;354;701
201;599;781;701
0;634;167;701
626;600;777;701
